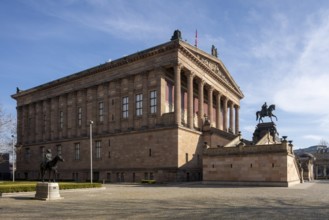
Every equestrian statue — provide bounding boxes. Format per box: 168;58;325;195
40;149;64;182
256;102;278;123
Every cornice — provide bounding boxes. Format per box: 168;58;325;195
12;40;180;100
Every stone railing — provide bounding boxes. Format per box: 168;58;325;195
204;142;292;156
161;112;175;126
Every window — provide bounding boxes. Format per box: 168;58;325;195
25;148;30;161
149;149;152;157
74;143;80;160
150;90;157;114
98;102;104;122
122;97;129;118
59;111;64;129
57;145;62;156
136;94;143;116
96;141;101;159
77;107;82;127
186;153;189;163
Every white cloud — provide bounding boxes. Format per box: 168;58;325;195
274;11;329;115
302;135;323;142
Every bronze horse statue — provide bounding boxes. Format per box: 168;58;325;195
40;155;64;182
256;104;278;123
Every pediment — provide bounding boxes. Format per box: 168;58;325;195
180;42;244;98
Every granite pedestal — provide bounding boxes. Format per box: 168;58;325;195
35;182;63;201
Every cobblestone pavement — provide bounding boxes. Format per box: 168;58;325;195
1;181;329;220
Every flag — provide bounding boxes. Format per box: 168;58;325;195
195;29;198;48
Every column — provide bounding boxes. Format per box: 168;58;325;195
198;79;204;128
174;64;181;125
216;93;222;130
207;86;213;126
186;71;194;129
229;101;234;133
235;105;240;134
223;97;228;131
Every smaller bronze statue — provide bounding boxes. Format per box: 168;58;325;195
256;102;278;123
171;30;182;41
40;149;64;182
211;45;218;57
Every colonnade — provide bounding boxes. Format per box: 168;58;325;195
173;64;240;134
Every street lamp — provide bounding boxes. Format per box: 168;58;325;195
11;135;15;182
89;120;93;184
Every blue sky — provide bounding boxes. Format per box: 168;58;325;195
1;0;329;149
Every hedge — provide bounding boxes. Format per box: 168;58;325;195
141;179;156;184
0;182;102;194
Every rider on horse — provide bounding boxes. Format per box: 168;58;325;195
43;149;52;168
261;102;267;116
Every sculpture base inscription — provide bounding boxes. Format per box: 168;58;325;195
35;182;63;201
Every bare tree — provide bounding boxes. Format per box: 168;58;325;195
319;139;328;147
0;105;16;156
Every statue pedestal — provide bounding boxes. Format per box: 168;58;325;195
35;182;63;201
253;122;279;144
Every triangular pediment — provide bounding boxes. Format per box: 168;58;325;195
179;41;244;98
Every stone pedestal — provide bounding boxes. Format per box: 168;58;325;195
35;182;63;201
253;122;279;144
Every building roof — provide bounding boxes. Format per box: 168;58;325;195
12;31;244;101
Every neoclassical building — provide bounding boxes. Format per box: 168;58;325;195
12;30;243;182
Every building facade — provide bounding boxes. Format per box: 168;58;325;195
12;31;243;182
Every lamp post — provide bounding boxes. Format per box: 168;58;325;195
89;120;93;184
11;135;15;182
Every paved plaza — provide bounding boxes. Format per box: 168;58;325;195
1;181;329;219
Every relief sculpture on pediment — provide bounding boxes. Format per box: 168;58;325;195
196;54;228;83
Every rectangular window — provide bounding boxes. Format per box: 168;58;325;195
25;148;30;161
122;96;129;118
77;107;82;127
136;94;143;116
186;153;189;163
74;143;80;160
96;141;101;159
150;90;157;114
59;111;64;129
57;145;62;156
98;102;104;122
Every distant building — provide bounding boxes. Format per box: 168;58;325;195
0;153;11;180
295;145;329;179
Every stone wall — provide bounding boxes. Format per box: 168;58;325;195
203;143;301;186
15;127;204;182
